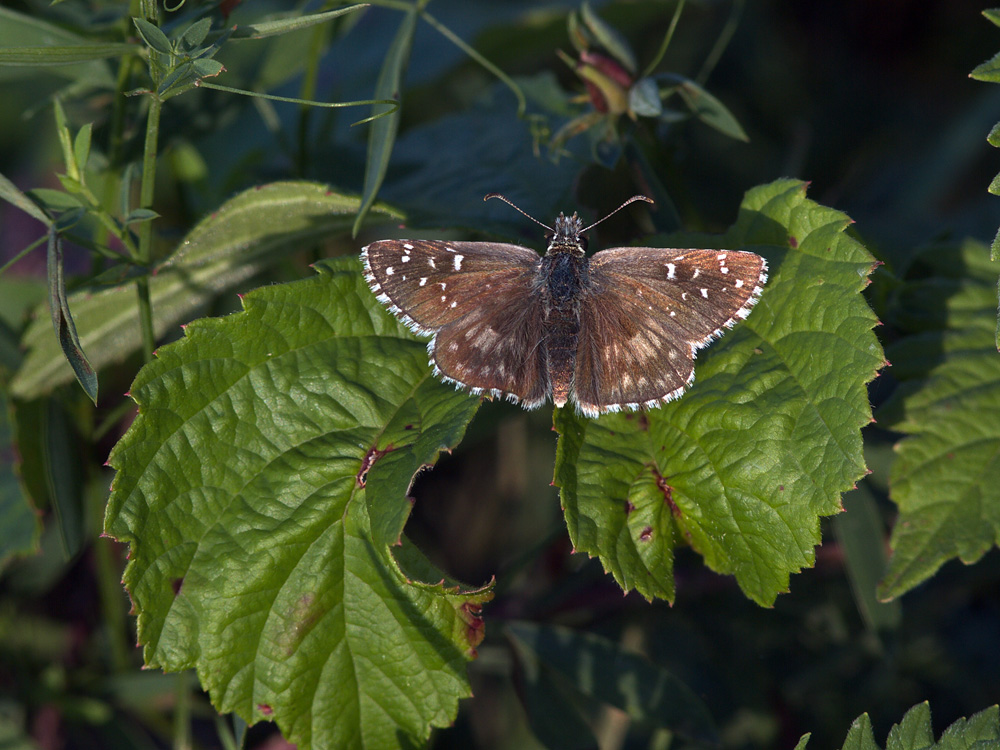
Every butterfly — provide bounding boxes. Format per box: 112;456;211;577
361;195;767;418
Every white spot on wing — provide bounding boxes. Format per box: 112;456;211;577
692;268;700;279
403;243;414;250
401;255;410;263
419;277;427;286
735;279;744;288
386;267;394;275
666;263;676;279
700;288;708;298
454;254;464;270
429;258;437;269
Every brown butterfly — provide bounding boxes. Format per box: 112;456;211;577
362;195;766;417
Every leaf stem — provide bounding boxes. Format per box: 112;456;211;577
136;94;161;363
696;0;743;85
641;0;686;79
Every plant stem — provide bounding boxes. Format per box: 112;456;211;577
135;95;161;363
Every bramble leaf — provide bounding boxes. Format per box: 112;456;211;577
877;240;1000;600
555;179;883;605
105;257;486;749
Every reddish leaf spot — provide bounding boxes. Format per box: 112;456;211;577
172;577;183;595
460;601;487;653
637;413;649;431
788;235;798;248
404;424;415;430
356;443;395;487
779;485;785;491
651;465;680;518
257;703;273;717
624;500;635;515
639;526;654;542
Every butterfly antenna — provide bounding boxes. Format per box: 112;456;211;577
484;193;553;232
580;195;654;233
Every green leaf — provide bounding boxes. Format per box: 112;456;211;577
133;18;173;56
104;257;488;748
10;182;402;400
842;713;880;750
191;58;224;80
124;208;159;225
0;170;50;226
970;51;1000;83
506;622;717;744
985;9;1000;27
887;702;933;750
231;5;369;40
46;231;97;403
878;240;1000;600
178;18;212;51
72;122;92;174
0;7;118;85
554;180;882;605
794;735;812;750
986;121;1000;147
0;42;136;66
27;187;85;213
580;1;637;73
661;74;749;141
353;8;416;236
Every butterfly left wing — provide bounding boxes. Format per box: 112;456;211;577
362;239;551;406
572;248;766;416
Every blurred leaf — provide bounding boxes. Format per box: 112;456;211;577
878;240;1000;600
11;182;402;401
41;399;85;558
0;391;42;569
506;622;717;744
986;8;1000;28
72;122;91;174
124;208;159;225
353;8;416;236
0;43;136;66
0;7;116;86
105;257;489;749
231;4;369;40
0;171;50;226
662;74;749;141
833;487;902;632
555;180;883;605
506;631;599;750
46;232;97;403
580;2;637;74
27;188;85;213
629;77;661;117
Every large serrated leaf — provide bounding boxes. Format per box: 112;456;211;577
554;179;883;605
10;182;402;400
104;257;487;749
878;240;1000;600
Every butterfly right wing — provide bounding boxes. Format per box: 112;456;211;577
362;239;551;407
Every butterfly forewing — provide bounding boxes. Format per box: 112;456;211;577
363;238;550;405
572;248;767;414
362;239;541;334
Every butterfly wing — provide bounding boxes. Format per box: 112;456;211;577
572;248;767;416
362;239;550;407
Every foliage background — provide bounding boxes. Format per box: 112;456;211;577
1;1;999;749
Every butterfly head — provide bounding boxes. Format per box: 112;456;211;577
546;213;587;256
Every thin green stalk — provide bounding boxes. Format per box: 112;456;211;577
696;0;743;85
296;20;330;175
135;95;162;363
641;0;686;79
420;9;526;117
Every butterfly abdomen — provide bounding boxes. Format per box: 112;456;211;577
542;253;589;406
